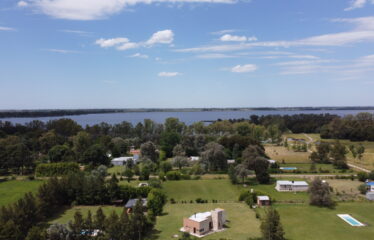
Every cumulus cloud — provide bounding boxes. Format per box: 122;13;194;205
230;64;257;73
17;1;28;7
27;0;237;20
158;72;181;77
146;30;174;45
130;53;149;59
96;30;174;51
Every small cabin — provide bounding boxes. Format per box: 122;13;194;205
257;195;270;206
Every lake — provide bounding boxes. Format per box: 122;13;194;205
1;109;374;126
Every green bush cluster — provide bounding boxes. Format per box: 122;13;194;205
35;162;79;177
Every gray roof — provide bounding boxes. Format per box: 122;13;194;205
125;198;147;208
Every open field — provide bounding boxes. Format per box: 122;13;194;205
0;180;43;206
163;179;241;202
51;206;124;224
108;165;125;175
265;145;311;163
270;202;374;240
155;203;261;240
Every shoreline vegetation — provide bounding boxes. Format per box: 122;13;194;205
1;106;374;118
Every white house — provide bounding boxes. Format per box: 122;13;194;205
111;157;136;166
190;156;200;161
267;159;277;164
366;181;374;192
275;180;309;192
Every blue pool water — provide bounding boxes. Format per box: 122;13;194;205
280;167;297;170
342;216;362;226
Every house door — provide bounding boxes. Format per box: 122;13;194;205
209;222;213;229
193;228;196;234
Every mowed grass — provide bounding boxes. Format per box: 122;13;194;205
265;145;311;163
162;179;241;201
155;203;261;240
272;202;374;240
0;180;43;206
51;206;124;224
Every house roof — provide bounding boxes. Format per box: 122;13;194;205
366;182;374;186
189;212;212;222
111;157;134;162
257;195;270;201
125;198;147;208
277;180;308;186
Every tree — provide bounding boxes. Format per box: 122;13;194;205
254;157;270;184
73;131;92;161
82;144;109;166
160;132;181;158
107;174;120;201
310;142;330;164
172;144;186;157
105;211;121;240
140;165;150;180
123;168;134;182
309;178;335;208
330;141;348;169
69;211;84;237
172;156;189;170
260;208;285;240
25;226;47;240
357;144;365;160
47;224;72;240
349;145;357;159
48;144;74;163
234;164;250;183
132;198;152;240
140;141;159;163
241;145;267;170
94;208;106;230
200;142;227;172
147;189;167;216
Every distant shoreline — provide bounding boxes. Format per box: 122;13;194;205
1;107;374;118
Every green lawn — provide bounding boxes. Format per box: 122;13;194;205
272;202;374;240
162;179;242;202
0;180;43;207
265;145;311;163
51;206;124;224
108;165;125;175
155;203;261;240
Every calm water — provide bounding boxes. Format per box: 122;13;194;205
2;110;374;126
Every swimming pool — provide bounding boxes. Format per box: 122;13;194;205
337;214;365;227
280;167;297;170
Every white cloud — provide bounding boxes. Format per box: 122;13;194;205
158;71;181;77
344;0;367;11
95;38;129;48
231;64;257;73
146;29;174;45
0;26;16;31
44;48;78;54
196;53;234;59
96;30;174;51
60;29;92;36
17;1;28;7
211;29;238;35
289;55;319;59
130;53;149;59
176;17;374;53
29;0;237;20
220;34;247;42
219;34;257;42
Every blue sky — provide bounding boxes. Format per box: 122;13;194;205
1;0;374;109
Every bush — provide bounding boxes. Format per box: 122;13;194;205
358;184;367;194
166;171;181;180
357;172;368;182
35;162;79;177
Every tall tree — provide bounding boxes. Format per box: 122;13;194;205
309;178;335;208
260;208;285;240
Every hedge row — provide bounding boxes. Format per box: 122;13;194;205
35;162;80;177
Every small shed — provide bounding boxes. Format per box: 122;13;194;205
257;196;270;206
366;192;374;201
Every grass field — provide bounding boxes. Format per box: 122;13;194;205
108;165;125;175
265;145;311;163
155;203;261;240
162;179;242;202
51;206;124;224
271;202;374;240
0;180;43;206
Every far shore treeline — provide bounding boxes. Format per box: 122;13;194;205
1;106;374;118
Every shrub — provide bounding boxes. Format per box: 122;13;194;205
358;184;367;194
357;172;368;182
35;162;79;177
166;171;181;180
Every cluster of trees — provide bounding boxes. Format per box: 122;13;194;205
309;178;335;208
320;113;374;141
35;162;79;177
310;141;348;169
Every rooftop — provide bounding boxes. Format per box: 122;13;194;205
125;198;147;208
277;180;308;186
257;195;270;201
